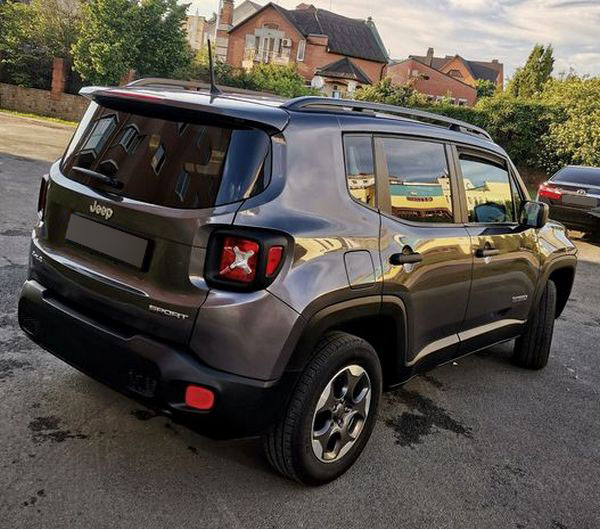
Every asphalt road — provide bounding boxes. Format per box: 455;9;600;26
1;112;599;529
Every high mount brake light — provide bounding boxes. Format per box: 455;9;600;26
105;90;164;101
37;174;49;220
539;182;562;201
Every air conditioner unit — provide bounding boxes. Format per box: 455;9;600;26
281;38;292;48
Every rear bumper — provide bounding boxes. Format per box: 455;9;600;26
18;279;296;438
543;200;600;232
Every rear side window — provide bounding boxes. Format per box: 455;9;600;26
61;103;271;209
344;136;376;207
459;155;515;223
381;137;453;223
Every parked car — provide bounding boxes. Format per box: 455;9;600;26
538;165;600;237
19;79;577;485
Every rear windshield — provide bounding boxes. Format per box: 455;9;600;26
61;102;271;208
551;167;600;187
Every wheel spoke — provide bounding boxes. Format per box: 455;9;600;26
311;364;372;464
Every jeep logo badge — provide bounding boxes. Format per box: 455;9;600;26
90;200;113;220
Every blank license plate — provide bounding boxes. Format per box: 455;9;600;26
562;194;597;207
65;214;149;269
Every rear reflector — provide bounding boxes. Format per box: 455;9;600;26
219;236;259;283
539;182;562;201
266;246;284;277
37;174;49;220
185;385;215;410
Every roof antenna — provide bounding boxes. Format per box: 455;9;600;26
207;39;222;97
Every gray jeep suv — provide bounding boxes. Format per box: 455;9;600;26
18;79;577;485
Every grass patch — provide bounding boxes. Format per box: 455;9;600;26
0;108;77;126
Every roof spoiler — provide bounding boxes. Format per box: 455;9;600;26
78;85;290;132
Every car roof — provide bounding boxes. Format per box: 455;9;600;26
80;79;499;149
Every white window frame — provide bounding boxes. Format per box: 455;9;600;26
297;39;306;62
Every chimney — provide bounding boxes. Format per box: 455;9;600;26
492;59;498;64
296;3;315;9
216;0;234;62
426;47;434;66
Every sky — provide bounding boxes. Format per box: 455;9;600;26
185;0;600;79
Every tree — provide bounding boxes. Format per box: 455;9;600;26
354;77;428;106
507;44;555;98
0;0;81;88
72;0;192;85
247;63;317;97
476;79;497;99
134;0;193;78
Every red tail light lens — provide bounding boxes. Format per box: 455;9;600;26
266;246;284;277
37;174;49;219
218;236;259;283
539;182;562;200
185;385;214;410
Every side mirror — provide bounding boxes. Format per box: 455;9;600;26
519;201;549;229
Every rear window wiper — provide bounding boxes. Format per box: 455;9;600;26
72;166;123;189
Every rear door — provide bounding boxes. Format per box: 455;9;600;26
37;98;272;345
453;147;540;352
376;136;473;367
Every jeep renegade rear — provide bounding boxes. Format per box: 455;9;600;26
19;79;577;485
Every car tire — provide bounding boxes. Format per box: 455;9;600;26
513;280;557;370
263;331;382;485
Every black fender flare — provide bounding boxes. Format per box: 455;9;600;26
529;255;577;319
275;294;408;379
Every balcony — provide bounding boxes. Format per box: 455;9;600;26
242;48;290;70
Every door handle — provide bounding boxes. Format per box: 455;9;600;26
390;250;423;265
475;247;500;258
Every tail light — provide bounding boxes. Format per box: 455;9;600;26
538;182;562;201
37;174;49;219
206;230;288;291
219;236;260;283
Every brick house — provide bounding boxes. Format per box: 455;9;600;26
409;48;504;90
387;58;478;106
223;2;388;98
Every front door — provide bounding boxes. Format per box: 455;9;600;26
454;148;540;352
376;136;473;369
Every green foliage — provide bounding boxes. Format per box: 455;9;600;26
181;48;317;97
72;0;192;85
539;76;600;172
134;0;193;78
507;44;554;98
247;63;318;98
354;77;428;106
476;79;497;99
0;0;81;88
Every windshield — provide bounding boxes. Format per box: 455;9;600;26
61;103;271;208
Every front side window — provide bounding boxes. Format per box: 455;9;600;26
459;155;515;223
344;136;376;208
382;138;453;223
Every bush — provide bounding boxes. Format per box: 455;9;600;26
355;77;427;107
181;49;317;98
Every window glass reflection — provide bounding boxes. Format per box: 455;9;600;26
459;156;515;223
382;138;453;223
344;136;375;207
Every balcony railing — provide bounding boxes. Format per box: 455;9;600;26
242;48;290;69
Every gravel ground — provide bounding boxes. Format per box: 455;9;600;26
1;113;599;529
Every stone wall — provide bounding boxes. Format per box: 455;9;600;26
0;83;88;122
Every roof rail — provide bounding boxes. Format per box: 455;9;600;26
282;96;493;141
126;77;286;101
